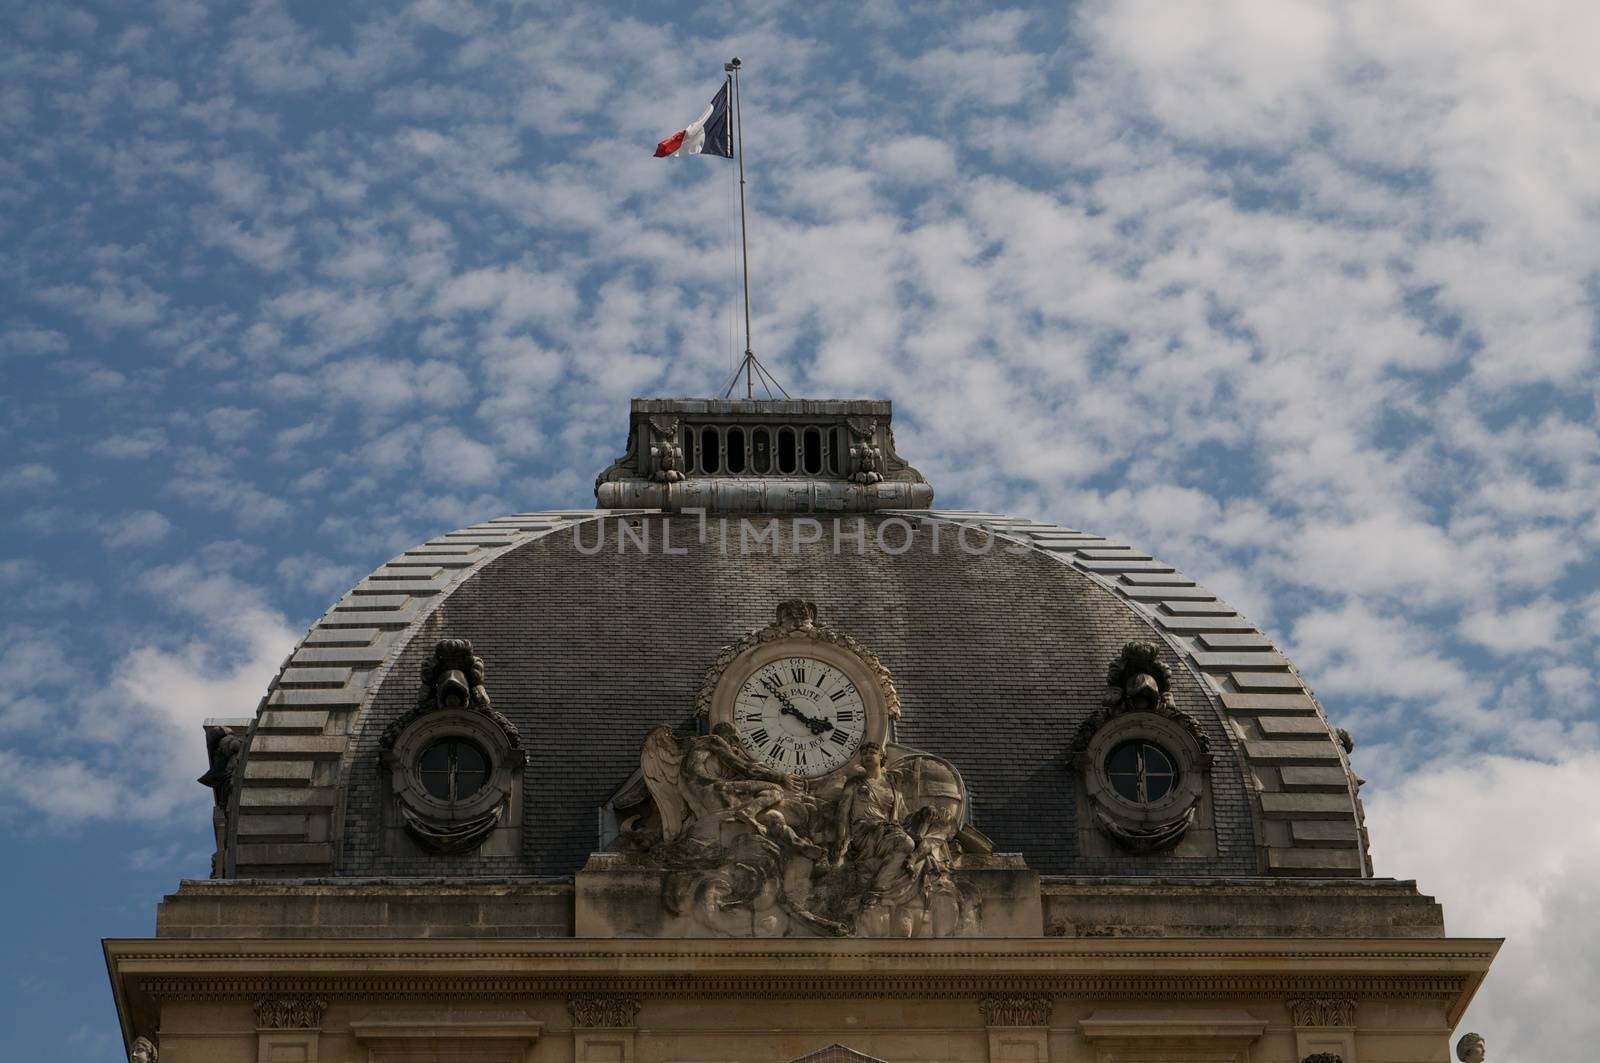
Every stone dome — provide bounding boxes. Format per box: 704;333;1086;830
216;400;1366;884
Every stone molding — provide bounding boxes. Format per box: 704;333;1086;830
567;995;641;1028
1287;997;1357;1027
254;997;327;1028
978;995;1052;1027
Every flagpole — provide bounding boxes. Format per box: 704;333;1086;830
727;57;755;399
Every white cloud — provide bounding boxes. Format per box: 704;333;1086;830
1367;752;1600;1063
0;463;58;492
101;509;175;550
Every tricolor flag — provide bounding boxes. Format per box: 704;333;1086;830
653;80;733;158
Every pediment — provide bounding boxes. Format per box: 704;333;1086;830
787;1046;888;1063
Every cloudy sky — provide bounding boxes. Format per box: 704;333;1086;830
2;1;1597;1059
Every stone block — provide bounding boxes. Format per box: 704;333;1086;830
1078;558;1177;573
268;688;360;708
1220;692;1319;714
1266;846;1363;874
1157;615;1255;633
234;842;334;866
1160;600;1238;616
1120;572;1195;585
405;543;481;555
243;761;314;785
238;787;338;811
370;565;443;580
1077;548;1152;561
1291;820;1361;844
1259;792;1354;818
1122;586;1218;601
354;579;445;596
1280;766;1352;791
235;814;309;837
276;666;354;688
1190;652;1290;671
259;710;329;733
1245;741;1342;765
333;593;410;611
1257;716;1332;738
1232;671;1304;691
303;627;379;647
1199;632;1276;650
252;735;346;759
290;644;390;667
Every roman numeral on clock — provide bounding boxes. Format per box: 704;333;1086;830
836;710;854;722
830;730;850;746
791;665;806;684
749;728;770;747
830;689;848;701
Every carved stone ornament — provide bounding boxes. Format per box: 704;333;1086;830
978;995;1053;1027
1456;1032;1486;1062
846;418;885;484
196;727;245;808
1072;642;1212;853
1302;1055;1344;1063
625;727;987;939
646;416;686;483
129;1036;158;1063
567;995;641;1028
694;600;901;721
254;998;328;1029
1288;997;1357;1027
380;639;524;854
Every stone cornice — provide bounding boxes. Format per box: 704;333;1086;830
106;936;1498;1033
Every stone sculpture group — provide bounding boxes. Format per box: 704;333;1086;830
632;724;977;938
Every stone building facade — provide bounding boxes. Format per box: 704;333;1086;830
106;398;1497;1062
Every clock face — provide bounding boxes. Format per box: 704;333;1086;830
733;655;866;777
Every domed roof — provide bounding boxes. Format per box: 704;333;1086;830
220;401;1366;883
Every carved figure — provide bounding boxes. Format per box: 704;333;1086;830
197;730;245;808
647;416;686;483
847;420;885;484
129;1037;157;1063
632;726;977;937
1456;1033;1486;1062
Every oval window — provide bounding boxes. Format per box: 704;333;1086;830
727;426;747;473
418;737;490;801
752;427;772;473
1105;740;1178;804
803;426;823;474
701;426;721;473
777;426;797;474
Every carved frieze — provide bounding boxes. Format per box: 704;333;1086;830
567;995;642;1028
978;995;1053;1027
1287;997;1357;1027
254;998;327;1029
1302;1054;1344;1063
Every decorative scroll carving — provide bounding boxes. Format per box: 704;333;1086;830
1456;1032;1486;1062
1288;997;1357;1027
567;995;641;1028
254;998;328;1028
695;600;901;721
628;729;980;938
129;1036;158;1063
646;416;686;483
1302;1055;1344;1063
978;995;1053;1027
380;638;520;751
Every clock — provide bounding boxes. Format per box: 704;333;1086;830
700;604;894;781
731;655;866;777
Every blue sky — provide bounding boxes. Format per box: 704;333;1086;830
3;1;1598;1060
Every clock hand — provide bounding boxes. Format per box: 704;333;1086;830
775;692;834;734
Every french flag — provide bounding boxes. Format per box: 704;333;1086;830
653;80;733;158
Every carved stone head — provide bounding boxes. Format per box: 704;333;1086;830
1456;1032;1486;1062
130;1036;158;1063
775;599;818;629
420;638;489;713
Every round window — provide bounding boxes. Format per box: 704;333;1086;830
1105;740;1178;804
418;737;490;801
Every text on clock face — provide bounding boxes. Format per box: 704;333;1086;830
732;656;866;774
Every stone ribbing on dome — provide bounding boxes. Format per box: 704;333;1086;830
225;510;645;877
916;511;1369;878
